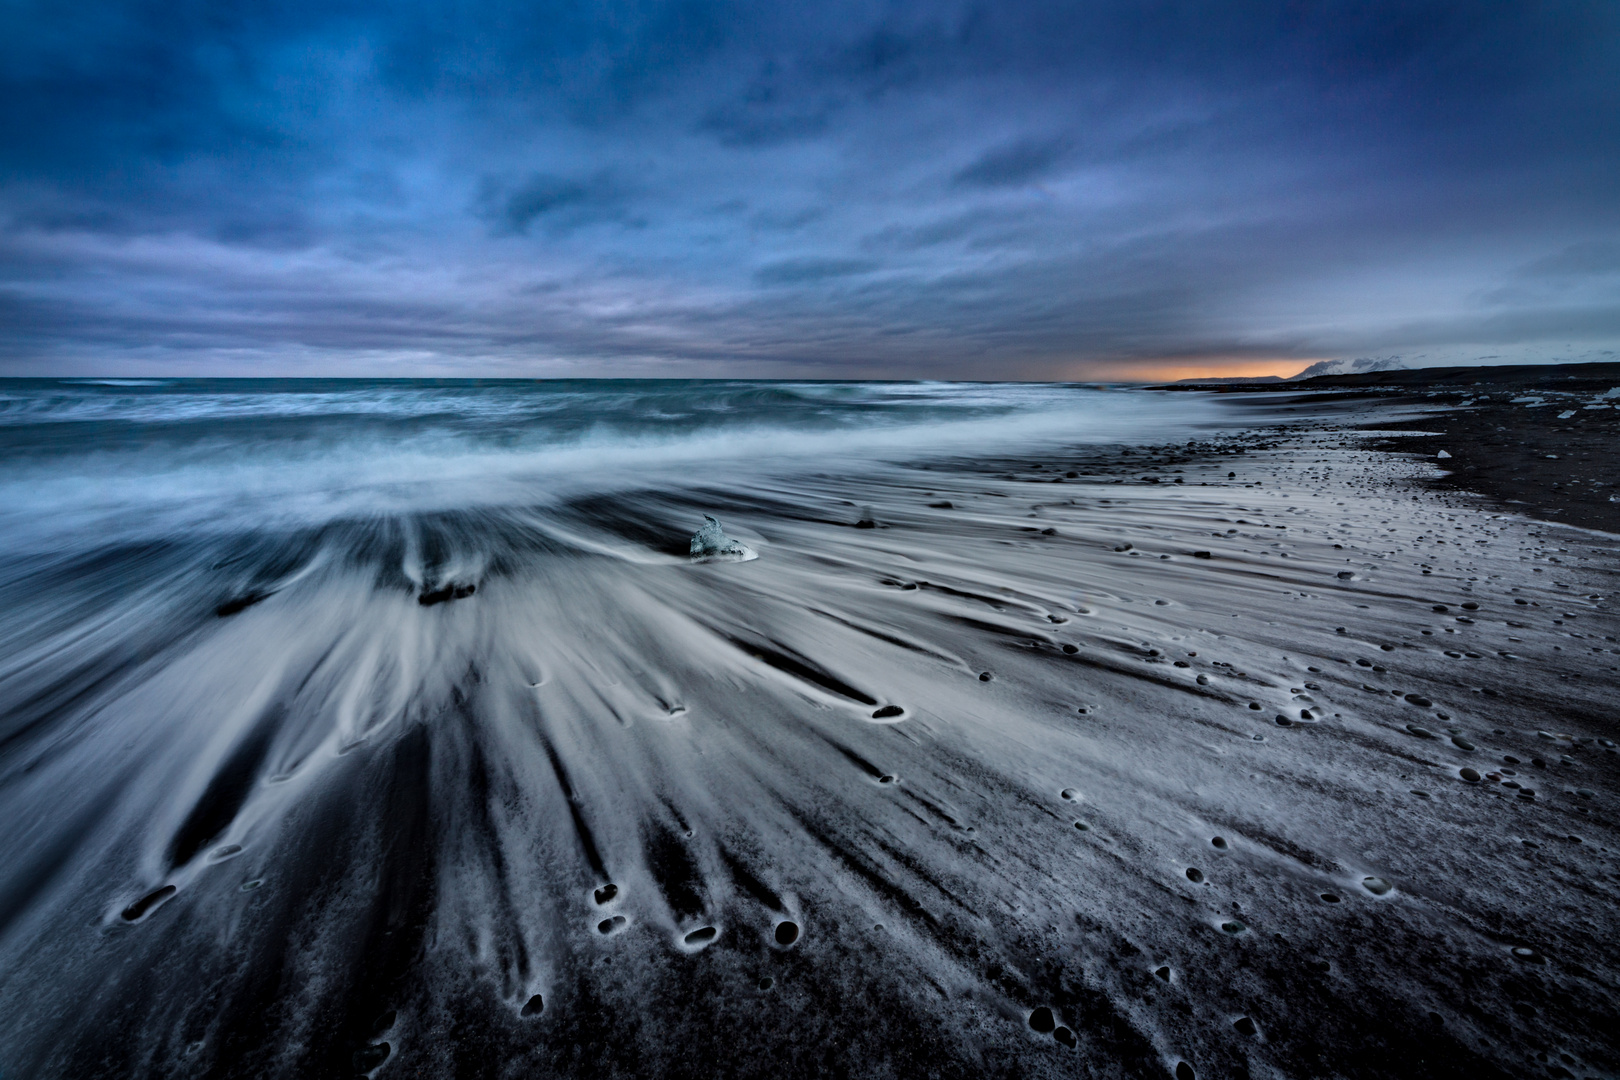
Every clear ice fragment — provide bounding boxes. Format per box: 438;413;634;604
689;515;757;563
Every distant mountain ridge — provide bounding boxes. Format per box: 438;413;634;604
1161;359;1620;391
1288;356;1406;380
1171;356;1406;385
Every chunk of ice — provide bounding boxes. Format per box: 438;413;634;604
689;515;757;563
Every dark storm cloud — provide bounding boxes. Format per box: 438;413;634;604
0;0;1616;375
952;138;1069;188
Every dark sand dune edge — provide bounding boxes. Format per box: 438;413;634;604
0;405;1616;1079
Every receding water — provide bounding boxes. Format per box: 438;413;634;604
0;379;1613;1079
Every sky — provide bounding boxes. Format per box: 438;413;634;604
1;0;1617;379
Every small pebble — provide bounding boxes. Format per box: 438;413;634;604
1211;836;1227;849
1186;868;1204;883
1362;876;1392;896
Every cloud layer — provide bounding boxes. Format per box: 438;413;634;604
2;1;1617;376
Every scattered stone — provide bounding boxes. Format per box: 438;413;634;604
594;884;618;905
1211;836;1227;849
1233;1016;1258;1036
684;926;718;946
871;705;904;719
521;994;544;1017
1028;1007;1056;1034
774;921;800;946
1186;868;1204;883
1451;736;1476;751
1459;768;1482;783
1053;1026;1077;1048
1361;876;1391;896
121;885;177;922
1403;694;1433;707
418;582;475;606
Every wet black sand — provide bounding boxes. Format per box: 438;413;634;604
1163;361;1620;533
1;387;1618;1080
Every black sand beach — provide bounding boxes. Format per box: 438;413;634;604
0;378;1616;1080
1164;362;1620;534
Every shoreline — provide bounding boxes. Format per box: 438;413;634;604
1154;361;1620;535
0;387;1616;1079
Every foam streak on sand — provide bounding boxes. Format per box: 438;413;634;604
0;384;1616;1079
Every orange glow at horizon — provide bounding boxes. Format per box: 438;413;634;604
1081;358;1323;382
